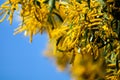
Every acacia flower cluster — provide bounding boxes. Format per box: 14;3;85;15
0;0;120;80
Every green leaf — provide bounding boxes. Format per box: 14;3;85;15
57;48;64;52
116;55;119;71
56;37;62;46
117;20;120;40
76;0;81;3
52;12;63;22
110;43;113;51
84;28;89;46
88;0;90;8
102;49;107;56
70;23;73;29
49;0;55;13
33;0;40;7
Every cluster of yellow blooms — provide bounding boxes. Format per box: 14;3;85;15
1;0;120;80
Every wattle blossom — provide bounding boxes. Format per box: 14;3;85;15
1;0;120;80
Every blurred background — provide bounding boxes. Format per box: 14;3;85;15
0;0;70;80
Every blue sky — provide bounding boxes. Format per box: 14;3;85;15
0;1;70;80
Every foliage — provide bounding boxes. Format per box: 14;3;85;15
0;0;120;80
